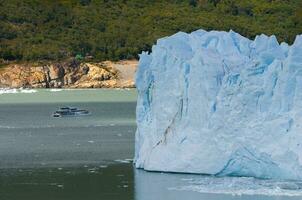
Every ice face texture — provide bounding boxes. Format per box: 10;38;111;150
135;30;302;180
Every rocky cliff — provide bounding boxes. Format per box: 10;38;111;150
0;60;137;88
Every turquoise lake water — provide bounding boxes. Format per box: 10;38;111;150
0;89;301;200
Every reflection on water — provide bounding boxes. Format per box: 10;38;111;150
1;162;302;200
0;89;137;200
0;164;134;200
1;89;302;200
0;101;136;168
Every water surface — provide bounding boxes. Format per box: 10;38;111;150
0;89;302;200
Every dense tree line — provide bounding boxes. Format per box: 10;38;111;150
0;0;301;62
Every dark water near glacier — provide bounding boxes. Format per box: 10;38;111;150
0;89;301;200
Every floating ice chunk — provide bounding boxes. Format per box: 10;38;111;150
20;89;37;93
115;159;131;164
171;176;302;197
0;88;18;94
0;88;37;94
49;89;63;92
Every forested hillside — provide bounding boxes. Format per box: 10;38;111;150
0;0;301;62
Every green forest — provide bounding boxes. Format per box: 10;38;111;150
0;0;301;62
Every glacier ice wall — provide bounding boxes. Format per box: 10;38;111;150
135;29;302;180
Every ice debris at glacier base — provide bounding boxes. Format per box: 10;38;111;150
134;29;302;180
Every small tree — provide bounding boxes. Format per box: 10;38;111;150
79;0;91;6
75;54;84;61
208;0;221;7
189;0;198;7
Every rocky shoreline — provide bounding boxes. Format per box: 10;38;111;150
0;60;137;89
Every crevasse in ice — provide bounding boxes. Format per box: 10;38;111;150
135;29;302;180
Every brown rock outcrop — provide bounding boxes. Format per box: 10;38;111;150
0;60;137;88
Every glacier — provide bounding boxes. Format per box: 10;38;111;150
134;29;302;180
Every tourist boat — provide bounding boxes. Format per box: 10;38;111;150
53;107;90;117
